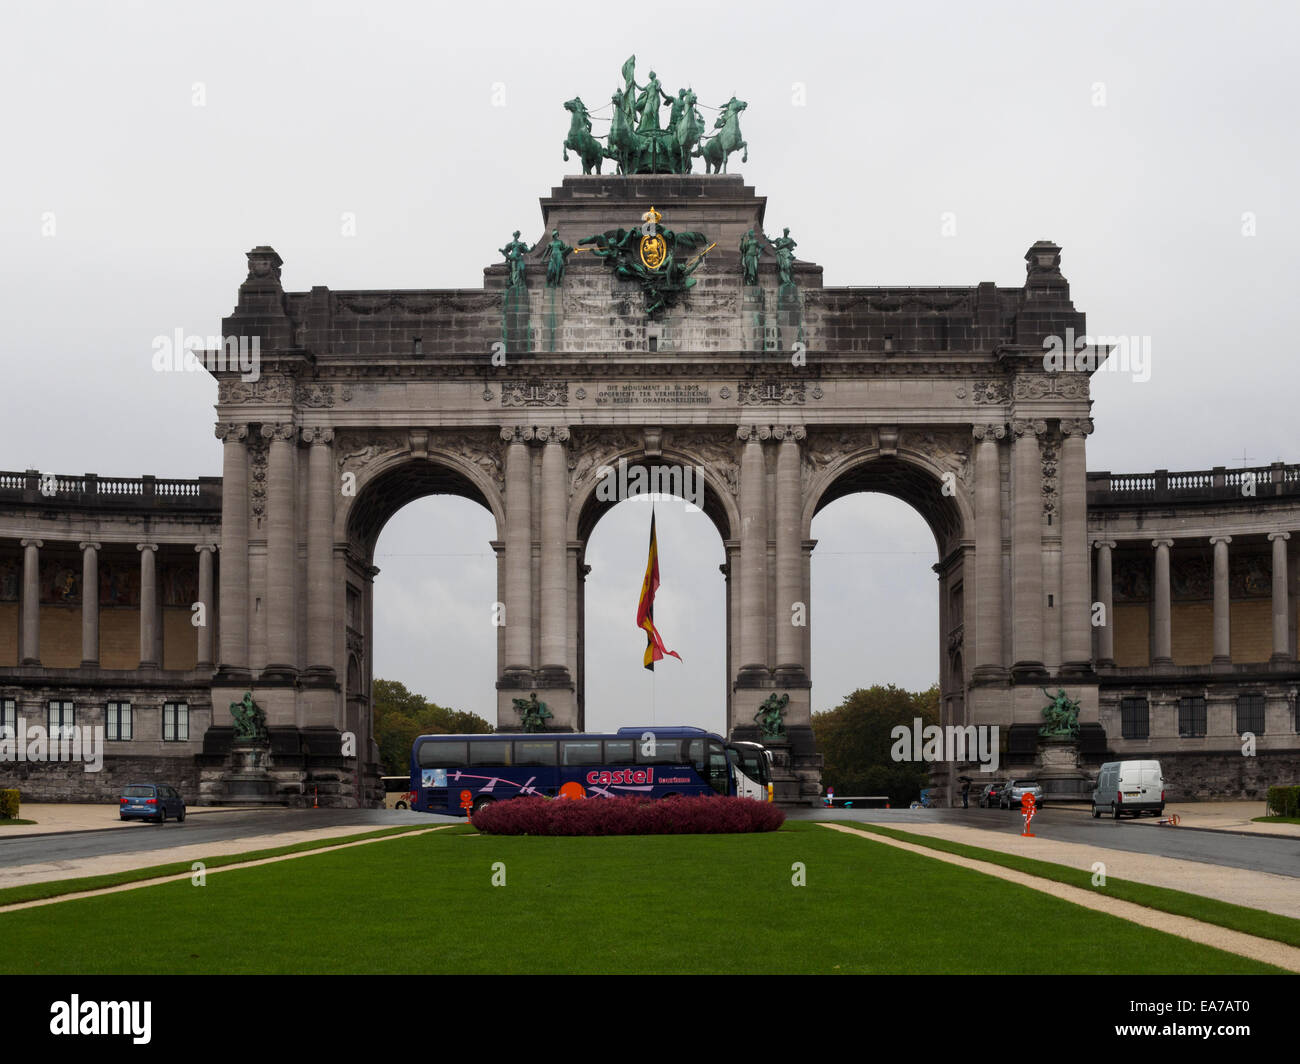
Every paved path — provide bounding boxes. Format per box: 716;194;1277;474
821;823;1300;972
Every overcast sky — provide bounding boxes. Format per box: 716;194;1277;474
4;1;1297;732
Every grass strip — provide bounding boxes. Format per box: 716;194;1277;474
1253;816;1300;825
0;820;39;827
833;821;1300;949
0;824;442;907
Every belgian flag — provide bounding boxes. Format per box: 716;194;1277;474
636;510;682;670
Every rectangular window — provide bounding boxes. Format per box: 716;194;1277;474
0;698;15;738
559;740;603;767
603;739;635;765
513;740;556;767
637;738;683;765
1236;693;1265;736
1178;696;1207;738
106;701;132;741
468;740;511;767
47;701;75;740
162;702;189;742
417;740;467;768
1120;697;1149;740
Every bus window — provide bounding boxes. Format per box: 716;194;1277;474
468;740;511;767
560;740;603;766
514;740;557;767
637;738;682;764
687;738;706;774
418;740;467;768
604;739;635;764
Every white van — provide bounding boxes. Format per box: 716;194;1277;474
1091;760;1164;819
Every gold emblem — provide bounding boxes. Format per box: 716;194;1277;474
639;206;666;271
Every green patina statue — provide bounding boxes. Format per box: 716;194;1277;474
1039;687;1082;739
565;57;743;176
539;229;574;287
513;692;553;733
579;206;713;316
754;693;790;740
739;228;766;286
499;230;533;288
230;692;268;742
767;228;798;287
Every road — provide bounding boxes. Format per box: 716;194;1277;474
787;805;1300;879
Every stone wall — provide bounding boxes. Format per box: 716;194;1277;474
3;755;202;804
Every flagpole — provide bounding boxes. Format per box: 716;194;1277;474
651;500;656;726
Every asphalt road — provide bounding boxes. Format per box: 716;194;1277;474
0;808;455;870
788;805;1300;879
2;805;1297;881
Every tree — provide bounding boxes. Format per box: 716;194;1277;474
372;678;493;775
810;684;940;806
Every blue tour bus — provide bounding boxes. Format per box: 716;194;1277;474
409;726;772;816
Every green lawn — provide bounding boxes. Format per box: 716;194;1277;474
1253;816;1300;825
0;821;1281;974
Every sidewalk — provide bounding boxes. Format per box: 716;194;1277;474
1053;800;1300;837
0;803;246;838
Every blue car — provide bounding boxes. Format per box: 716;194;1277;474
119;783;186;824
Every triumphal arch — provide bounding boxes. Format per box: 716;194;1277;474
206;60;1100;803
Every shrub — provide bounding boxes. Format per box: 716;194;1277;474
1266;785;1300;818
471;795;785;836
0;789;19;820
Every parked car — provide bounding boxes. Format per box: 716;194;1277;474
119;783;186;824
1092;760;1164;819
979;780;1007;808
999;779;1045;810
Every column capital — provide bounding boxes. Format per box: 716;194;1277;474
1092;538;1117;550
78;541;102;552
214;422;249;442
500;425;537;444
261;422;297;442
1011;418;1047;439
195;543;218;554
20;538;43;549
301;426;335;445
771;424;807;442
1059;418;1095;437
1208;535;1232;546
136;542;159;553
537;425;571;443
736;425;771;442
1268;531;1291;542
972;423;1006;441
1151;538;1174;549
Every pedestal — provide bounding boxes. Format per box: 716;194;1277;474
1035;737;1090;802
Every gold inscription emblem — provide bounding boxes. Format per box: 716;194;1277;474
639;205;666;271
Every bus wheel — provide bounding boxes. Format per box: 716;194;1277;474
471;797;495;816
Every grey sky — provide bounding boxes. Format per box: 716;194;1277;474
4;0;1297;730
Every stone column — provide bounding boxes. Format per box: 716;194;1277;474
304;427;336;679
1151;538;1174;667
501;426;533;680
79;541;101;666
137;543;158;668
19;538;42;665
773;425;806;683
216;423;250;678
1059;419;1093;673
972;424;1005;681
1010;419;1046;677
263;422;298;679
1093;540;1116;666
1209;535;1232;669
538;426;570;680
1269;532;1291;662
737;425;768;682
195;544;216;670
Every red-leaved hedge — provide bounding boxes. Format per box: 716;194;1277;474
470;794;785;835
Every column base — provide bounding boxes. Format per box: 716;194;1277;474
734;665;771;688
1270;652;1293;665
498;667;536;687
80;659;100;669
771;664;811;688
971;665;1010;686
1211;656;1233;673
300;666;339;688
260;664;299;682
1058;661;1097;681
533;665;574;688
1010;661;1049;683
214;666;253;685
